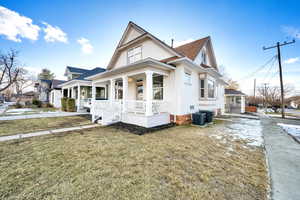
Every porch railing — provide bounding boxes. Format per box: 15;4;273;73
92;100;168;122
125;100;146;114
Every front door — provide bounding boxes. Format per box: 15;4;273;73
136;80;143;100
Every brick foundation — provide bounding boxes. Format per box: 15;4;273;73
170;114;192;125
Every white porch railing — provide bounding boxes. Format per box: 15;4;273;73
92;100;168;124
152;100;168;114
125;100;146;114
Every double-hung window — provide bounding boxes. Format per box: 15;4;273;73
200;79;205;98
184;71;192;85
115;80;123;100
201;50;207;64
127;46;142;64
207;79;215;98
153;75;163;100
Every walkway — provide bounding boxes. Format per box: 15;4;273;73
0;124;100;142
0;111;89;121
261;115;300;200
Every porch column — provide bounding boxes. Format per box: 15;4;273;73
91;83;96;121
67;88;70;98
71;87;75;98
145;71;153;116
110;79;115;102
122;76;128;112
77;84;81;112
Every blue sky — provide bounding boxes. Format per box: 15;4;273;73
1;0;300;94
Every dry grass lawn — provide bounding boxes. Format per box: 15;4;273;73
0;115;91;136
0;122;268;200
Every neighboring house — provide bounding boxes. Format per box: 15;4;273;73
35;79;66;106
59;66;106;111
286;96;300;109
49;79;66;108
34;79;52;102
86;21;226;127
225;89;246;113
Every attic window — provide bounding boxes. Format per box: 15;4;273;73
201;50;207;64
128;46;142;64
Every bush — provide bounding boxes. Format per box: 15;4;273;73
66;98;76;112
15;103;23;108
61;97;68;111
32;99;42;108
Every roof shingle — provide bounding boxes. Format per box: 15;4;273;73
174;37;210;61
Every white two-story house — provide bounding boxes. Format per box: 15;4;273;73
86;21;226;127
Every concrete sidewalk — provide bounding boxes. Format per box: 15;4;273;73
0;124;100;142
0;111;88;121
261;115;300;200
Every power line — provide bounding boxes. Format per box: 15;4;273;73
237;55;277;82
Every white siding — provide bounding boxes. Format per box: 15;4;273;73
50;89;62;108
112;38;174;69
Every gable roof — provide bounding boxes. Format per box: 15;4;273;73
225;89;245;95
174;37;210;60
107;21;182;70
66;66;90;74
51;79;66;89
75;67;106;80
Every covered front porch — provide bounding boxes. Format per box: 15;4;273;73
91;67;171;128
61;81;95;112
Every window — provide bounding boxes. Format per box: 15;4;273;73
115;80;123;100
128;46;142;64
96;87;106;100
201;50;207;64
153;75;163;100
200;79;205;98
208;79;215;98
184;71;191;85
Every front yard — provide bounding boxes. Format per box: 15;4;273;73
0;119;268;200
0;115;91;136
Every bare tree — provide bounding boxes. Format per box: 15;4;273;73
226;79;240;90
258;84;294;111
0;50;21;92
15;68;36;97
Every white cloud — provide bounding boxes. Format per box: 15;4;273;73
282;26;300;39
173;38;194;47
0;6;40;42
42;22;68;43
77;37;93;54
284;57;299;64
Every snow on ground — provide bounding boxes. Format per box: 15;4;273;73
277;123;300;141
212;118;263;147
6;108;34;113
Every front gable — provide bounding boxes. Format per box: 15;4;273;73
194;39;218;70
107;22;181;70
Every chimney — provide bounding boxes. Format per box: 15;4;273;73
171;39;174;48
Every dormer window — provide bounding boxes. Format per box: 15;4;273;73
201;50;207;64
127;46;142;64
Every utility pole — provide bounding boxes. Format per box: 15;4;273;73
263;39;295;118
263;83;268;109
254;79;256;98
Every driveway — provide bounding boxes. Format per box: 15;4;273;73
261;115;300;200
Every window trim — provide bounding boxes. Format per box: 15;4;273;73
199;79;205;99
207;79;216;99
127;45;142;64
153;75;164;100
184;70;192;85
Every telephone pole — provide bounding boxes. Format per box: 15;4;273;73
263;83;268;109
263;39;295;118
254;79;256;98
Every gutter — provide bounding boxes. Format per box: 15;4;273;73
86;58;176;80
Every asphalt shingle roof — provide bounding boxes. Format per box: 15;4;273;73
66;66;90;74
225;89;246;95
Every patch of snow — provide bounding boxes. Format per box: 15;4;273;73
225;119;263;146
6;108;33;113
277;123;300;139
